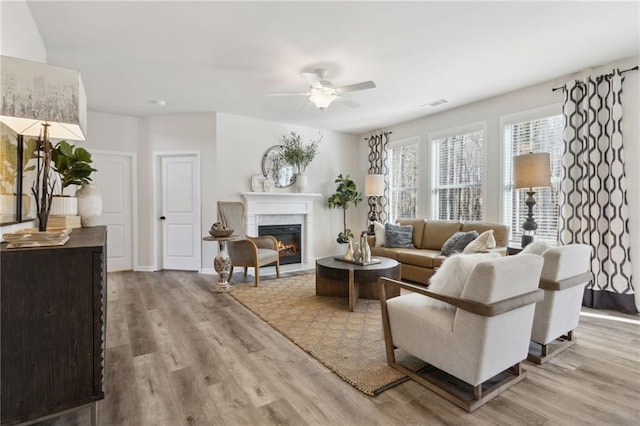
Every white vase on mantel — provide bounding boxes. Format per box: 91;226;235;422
296;173;308;193
77;184;103;227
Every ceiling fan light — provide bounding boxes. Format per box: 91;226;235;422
309;93;337;109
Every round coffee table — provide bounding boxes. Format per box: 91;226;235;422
315;256;400;311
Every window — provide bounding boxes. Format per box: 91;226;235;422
503;111;563;244
387;141;418;223
431;127;484;221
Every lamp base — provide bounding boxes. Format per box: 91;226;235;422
521;234;534;248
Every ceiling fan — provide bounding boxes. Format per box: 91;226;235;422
270;68;376;109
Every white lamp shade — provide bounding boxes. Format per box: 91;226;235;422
0;55;87;141
364;174;385;196
514;152;551;189
308;93;337;109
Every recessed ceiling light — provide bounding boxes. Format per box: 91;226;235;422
420;98;448;108
149;100;167;106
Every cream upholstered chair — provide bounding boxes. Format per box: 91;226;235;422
217;201;280;286
379;254;544;412
528;244;592;364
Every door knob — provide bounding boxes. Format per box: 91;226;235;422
160;216;166;220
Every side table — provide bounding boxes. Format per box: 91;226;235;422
203;235;238;292
507;245;523;256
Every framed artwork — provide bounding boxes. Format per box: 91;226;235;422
261;145;296;188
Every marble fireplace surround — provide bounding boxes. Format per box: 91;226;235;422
241;192;322;265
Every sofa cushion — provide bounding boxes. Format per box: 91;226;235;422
461;221;509;247
385;223;415;248
463;230;497;254
371;246;402;260
397;219;426;248
421;221;463;250
398;249;442;268
441;231;478;256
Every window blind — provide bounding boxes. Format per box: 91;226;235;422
504;115;563;244
388;144;418;223
432;129;483;221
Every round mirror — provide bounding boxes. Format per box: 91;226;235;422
262;145;296;188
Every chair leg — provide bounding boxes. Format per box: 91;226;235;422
254;267;259;287
229;266;234;281
243;267;248;277
275;258;281;278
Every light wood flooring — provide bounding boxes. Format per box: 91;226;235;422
38;270;639;426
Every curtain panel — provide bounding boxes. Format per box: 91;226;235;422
559;69;637;314
366;132;391;223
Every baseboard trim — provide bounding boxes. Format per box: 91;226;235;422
134;265;157;272
200;268;217;275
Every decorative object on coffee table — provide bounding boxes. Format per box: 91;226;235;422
513;152;551;248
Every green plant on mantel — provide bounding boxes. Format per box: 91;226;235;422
280;131;319;174
51;140;96;195
328;174;363;244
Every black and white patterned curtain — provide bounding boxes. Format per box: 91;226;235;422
366;131;391;223
559;69;637;314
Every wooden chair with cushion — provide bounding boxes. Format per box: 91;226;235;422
379;254;544;412
217;201;280;286
528;244;592;364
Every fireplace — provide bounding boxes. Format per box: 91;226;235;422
259;224;302;265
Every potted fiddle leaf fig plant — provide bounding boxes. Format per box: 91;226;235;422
328;174;363;244
281;131;319;192
50;141;96;216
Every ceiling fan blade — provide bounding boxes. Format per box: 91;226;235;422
334;97;360;108
336;81;376;93
302;72;323;89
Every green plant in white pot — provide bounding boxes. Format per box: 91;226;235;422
50;141;96;216
280;131;319;192
328;174;363;244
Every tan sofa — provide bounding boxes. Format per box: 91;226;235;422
370;219;509;285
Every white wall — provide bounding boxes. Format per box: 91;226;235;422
216;113;362;257
0;0;46;62
359;56;640;310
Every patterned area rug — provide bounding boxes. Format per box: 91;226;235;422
229;274;424;396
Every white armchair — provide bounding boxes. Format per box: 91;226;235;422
379;254;544;412
528;244;592;364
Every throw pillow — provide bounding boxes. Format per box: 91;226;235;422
441;231;478;256
384;223;414;248
426;252;502;310
373;221;385;247
462;230;497;254
519;240;552;255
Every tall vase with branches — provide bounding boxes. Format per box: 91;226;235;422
328;174;363;243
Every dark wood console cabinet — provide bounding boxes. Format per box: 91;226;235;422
1;226;107;425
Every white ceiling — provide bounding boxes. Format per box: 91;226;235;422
26;1;639;135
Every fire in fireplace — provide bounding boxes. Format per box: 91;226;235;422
258;224;302;265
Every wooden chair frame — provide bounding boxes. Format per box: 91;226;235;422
528;271;593;364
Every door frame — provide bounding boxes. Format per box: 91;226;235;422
152;150;202;271
92;149;139;271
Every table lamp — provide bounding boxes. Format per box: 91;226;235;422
513;152;551;247
364;174;384;234
0;56;87;230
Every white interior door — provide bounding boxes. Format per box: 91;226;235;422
161;155;201;271
93;152;134;272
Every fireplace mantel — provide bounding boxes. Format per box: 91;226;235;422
241;192;322;264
